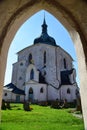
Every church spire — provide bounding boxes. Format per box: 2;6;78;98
34;12;56;46
41;13;48;34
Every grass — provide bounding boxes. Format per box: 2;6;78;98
0;104;84;130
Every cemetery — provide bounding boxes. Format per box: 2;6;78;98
1;103;84;130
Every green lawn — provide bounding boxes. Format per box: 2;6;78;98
0;104;84;130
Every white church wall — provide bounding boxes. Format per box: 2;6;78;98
11;94;16;102
2;90;22;102
12;60;26;90
12;62;19;85
11;41;77;103
55;47;62;83
25;83;47;102
57;48;72;71
17;95;24;102
47;85;59;100
16;60;26;89
60;85;77;102
17;43;60;88
16;43;73;89
56;47;73;85
3;89;12;102
26;64;39;82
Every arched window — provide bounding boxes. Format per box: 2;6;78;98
30;69;34;80
20;62;23;66
29;87;33;102
29;53;32;64
29;87;33;94
40;87;44;93
4;93;7;96
19;76;22;80
67;88;70;94
44;51;46;65
64;58;66;69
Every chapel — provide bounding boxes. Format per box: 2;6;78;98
3;17;78;103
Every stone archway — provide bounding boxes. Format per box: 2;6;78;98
0;0;87;129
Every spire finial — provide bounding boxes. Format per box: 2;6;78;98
42;11;47;33
34;11;56;46
44;11;45;20
43;11;46;25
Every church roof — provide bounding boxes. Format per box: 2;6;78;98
34;17;57;46
4;83;25;95
61;69;74;85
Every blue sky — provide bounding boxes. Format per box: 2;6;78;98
4;10;79;86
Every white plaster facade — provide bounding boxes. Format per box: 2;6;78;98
3;89;12;102
25;81;47;102
3;88;24;102
60;85;77;102
10;43;77;102
3;19;78;103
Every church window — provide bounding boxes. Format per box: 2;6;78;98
67;88;70;94
16;95;20;102
19;77;22;80
30;69;34;80
29;87;33;94
40;87;44;93
4;93;7;96
23;82;25;86
44;51;46;65
20;62;23;66
64;58;67;69
29;53;32;64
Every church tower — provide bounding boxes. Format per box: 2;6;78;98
34;16;56;46
4;16;78;103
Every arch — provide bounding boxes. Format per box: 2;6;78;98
29;87;33;94
30;69;34;80
4;93;7;96
40;87;44;93
67;88;70;94
0;1;87;129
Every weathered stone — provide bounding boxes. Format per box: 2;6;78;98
23;101;31;111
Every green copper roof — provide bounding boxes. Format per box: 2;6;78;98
34;17;57;46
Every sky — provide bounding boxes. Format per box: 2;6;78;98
4;10;79;86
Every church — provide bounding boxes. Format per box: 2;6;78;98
3;17;78;103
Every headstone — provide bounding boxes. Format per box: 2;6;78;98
1;99;6;110
23;101;31;111
6;102;11;109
